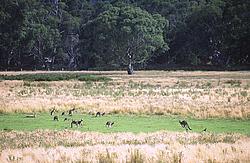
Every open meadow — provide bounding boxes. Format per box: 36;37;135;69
0;71;250;162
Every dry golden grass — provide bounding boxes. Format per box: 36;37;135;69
0;71;250;118
0;71;250;119
0;130;249;162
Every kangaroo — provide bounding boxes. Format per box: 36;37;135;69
68;108;76;116
71;119;83;128
202;128;207;132
25;113;36;118
64;117;68;121
96;112;101;117
96;112;105;117
106;121;114;128
53;116;59;121
50;108;56;116
61;112;65;116
179;120;192;132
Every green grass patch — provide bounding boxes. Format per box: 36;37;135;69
224;79;241;87
0;113;249;135
0;73;111;82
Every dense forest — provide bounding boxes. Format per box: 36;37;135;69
0;0;249;71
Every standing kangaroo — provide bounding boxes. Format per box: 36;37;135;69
53;116;59;121
50;108;56;115
179;120;192;132
68;108;76;116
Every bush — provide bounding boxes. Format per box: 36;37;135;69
0;73;112;82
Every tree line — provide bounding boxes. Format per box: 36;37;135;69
0;0;249;71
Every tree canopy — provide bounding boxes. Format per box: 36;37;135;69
0;0;249;70
80;4;168;69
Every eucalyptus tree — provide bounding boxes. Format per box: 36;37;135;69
20;0;61;70
221;0;250;65
0;0;26;70
80;4;168;73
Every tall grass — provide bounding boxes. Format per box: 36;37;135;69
0;131;249;162
0;71;249;118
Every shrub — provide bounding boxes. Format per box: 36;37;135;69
0;73;112;82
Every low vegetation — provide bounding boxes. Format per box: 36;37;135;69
0;73;111;82
0;130;249;162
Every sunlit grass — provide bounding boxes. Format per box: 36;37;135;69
0;71;250;119
0;130;249;162
0;113;249;135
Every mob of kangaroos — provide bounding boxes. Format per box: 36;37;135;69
48;108;209;133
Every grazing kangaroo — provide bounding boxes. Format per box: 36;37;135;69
25;113;36;118
50;108;56;116
179;120;192;132
71;119;83;128
96;112;105;117
106;121;114;128
53;116;59;121
96;112;101;117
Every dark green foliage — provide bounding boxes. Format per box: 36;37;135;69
80;4;167;69
0;0;249;70
0;73;111;82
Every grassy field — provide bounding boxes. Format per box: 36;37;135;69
0;71;249;119
0;71;250;162
0;113;250;135
1;130;249;162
